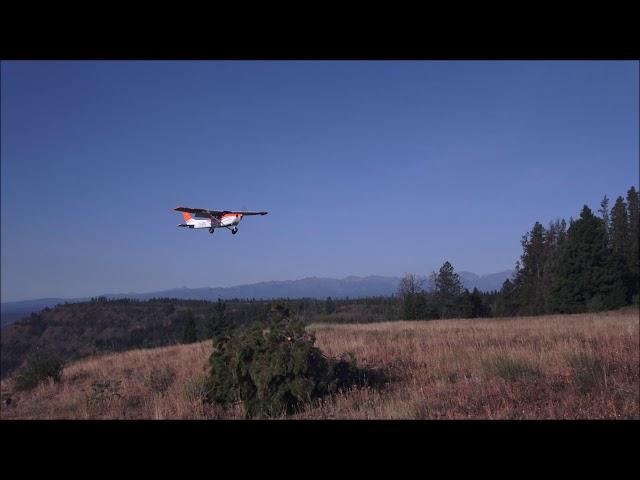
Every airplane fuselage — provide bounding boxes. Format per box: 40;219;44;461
185;213;243;229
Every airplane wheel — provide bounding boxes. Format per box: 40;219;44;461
232;228;238;235
209;227;214;234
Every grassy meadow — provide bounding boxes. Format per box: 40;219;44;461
1;308;638;419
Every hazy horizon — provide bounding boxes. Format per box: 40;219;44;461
2;268;518;303
2;61;638;302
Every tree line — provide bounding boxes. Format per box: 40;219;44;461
397;264;497;320
397;186;639;319
498;186;639;315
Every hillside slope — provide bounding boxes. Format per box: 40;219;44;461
0;296;399;379
2;309;637;419
0;298;218;378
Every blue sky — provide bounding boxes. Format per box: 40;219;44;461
1;61;638;301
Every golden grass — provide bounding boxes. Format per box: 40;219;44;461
1;308;638;419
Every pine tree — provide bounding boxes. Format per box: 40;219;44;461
602;196;630;306
548;206;615;312
610;197;629;258
598;195;610;243
206;300;230;347
626;186;639;301
495;278;520;316
468;287;489;318
433;261;463;318
542;219;567;312
515;222;547;314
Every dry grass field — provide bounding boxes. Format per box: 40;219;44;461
1;308;638;419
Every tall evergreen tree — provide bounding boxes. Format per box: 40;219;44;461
206;300;229;346
467;287;490;318
610;196;629;257
514;222;547;314
626;186;639;301
432;261;463;318
542;219;567;312
548;206;618;312
495;278;520;316
607;196;630;304
598;195;610;242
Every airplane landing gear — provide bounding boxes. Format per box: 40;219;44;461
231;227;238;235
209;227;215;234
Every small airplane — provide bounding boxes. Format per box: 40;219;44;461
173;206;268;235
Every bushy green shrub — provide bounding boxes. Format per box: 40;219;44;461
206;303;385;418
13;351;64;391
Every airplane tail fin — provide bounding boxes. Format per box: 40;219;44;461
182;212;193;222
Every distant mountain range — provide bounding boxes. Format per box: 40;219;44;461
0;270;514;328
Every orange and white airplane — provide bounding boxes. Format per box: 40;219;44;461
173;206;268;235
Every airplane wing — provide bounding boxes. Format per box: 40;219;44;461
174;206;227;218
174;207;268;218
230;211;268;216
